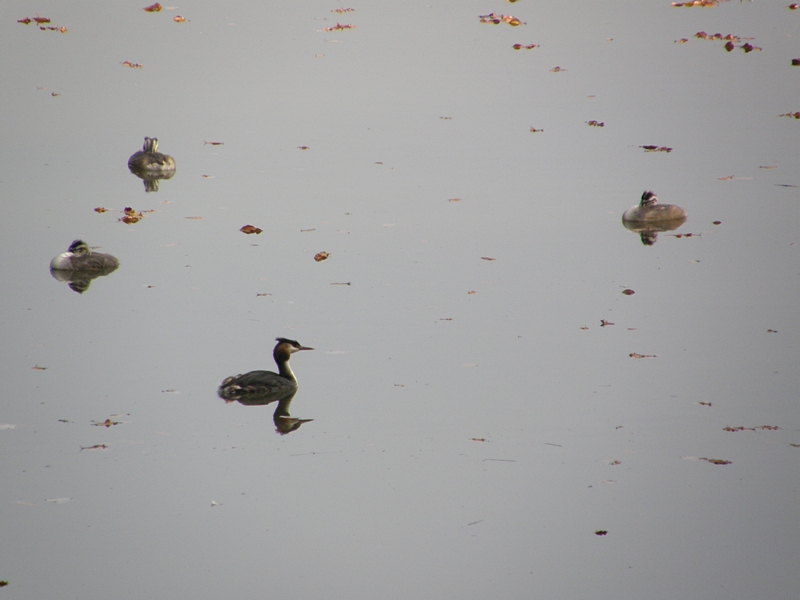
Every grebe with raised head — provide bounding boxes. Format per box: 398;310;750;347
128;137;176;172
218;338;313;399
622;191;687;222
50;240;119;271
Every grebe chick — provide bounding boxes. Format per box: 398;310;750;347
218;338;313;399
50;240;119;271
622;191;687;222
128;137;176;172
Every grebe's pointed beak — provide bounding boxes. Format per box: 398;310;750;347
298;346;314;351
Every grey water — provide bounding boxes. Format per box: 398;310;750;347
1;1;798;599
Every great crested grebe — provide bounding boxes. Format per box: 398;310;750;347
50;240;119;271
218;338;313;399
128;137;176;172
622;191;687;222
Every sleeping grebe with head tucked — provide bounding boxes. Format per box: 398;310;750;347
50;240;119;271
128;137;176;173
622;191;687;223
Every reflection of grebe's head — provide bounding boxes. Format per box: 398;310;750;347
640;191;658;207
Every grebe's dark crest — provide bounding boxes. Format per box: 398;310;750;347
622;190;687;223
50;240;119;271
218;337;313;400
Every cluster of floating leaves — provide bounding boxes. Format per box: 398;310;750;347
723;425;779;432
479;13;524;26
120;207;144;224
323;23;356;31
779;112;800;119
512;43;539;50
640;145;672;153
143;4;186;21
17;16;67;32
586;120;605;127
240;224;262;235
95;206;153;224
121;61;143;69
314;251;330;262
331;7;354;13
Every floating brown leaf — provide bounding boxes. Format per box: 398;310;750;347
629;353;656;359
713;220;722;225
332;7;355;13
240;225;263;235
779;112;800;119
185;216;203;220
600;320;614;327
767;329;778;333
80;444;109;451
481;256;496;261
314;251;329;262
33;15;51;24
121;61;143;69
31;365;47;370
621;288;635;295
700;458;731;465
323;23;356;31
595;530;608;536
586;120;605;127
468;290;476;295
94;207;108;213
256;293;271;297
699;401;712;406
671;0;718;6
529;127;544;132
92;418;120;428
512;43;539;50
792;58;800;66
173;15;187;22
297;146;310;150
18;17;32;24
448;198;461;202
549;66;566;72
204;141;224;145
143;2;162;12
640;145;672;152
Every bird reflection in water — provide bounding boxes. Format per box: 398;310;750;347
218;338;314;435
621;190;687;245
49;240;119;293
128;137;176;192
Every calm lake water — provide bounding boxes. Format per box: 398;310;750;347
1;1;798;599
